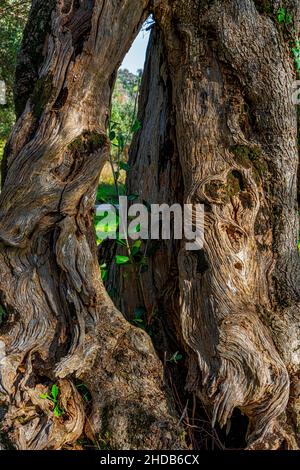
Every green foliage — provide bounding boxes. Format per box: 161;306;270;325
95;70;152;332
110;69;142;155
115;255;130;265
277;7;293;25
131;239;142;256
96;182;125;204
95;68;144;256
119;161;131;172
0;1;30;139
0;139;5;162
276;8;300;78
277;7;287;23
95;214;119;245
100;263;108;281
131;119;142;133
39;383;64;418
292;37;300;77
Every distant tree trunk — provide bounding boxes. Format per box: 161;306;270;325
0;0;181;450
1;0;300;451
121;0;300;449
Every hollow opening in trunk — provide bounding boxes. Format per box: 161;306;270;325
94;19;250;450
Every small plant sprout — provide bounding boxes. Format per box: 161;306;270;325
39;383;64;418
292;37;300;77
132;307;147;330
115;255;131;265
276;8;300;78
277;7;293;25
100;263;108;281
168;351;183;364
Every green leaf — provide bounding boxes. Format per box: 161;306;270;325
51;384;59;401
109;121;118;130
53;405;63;418
132;119;142;133
119;161;131;172
277;7;286;23
131;239;142;256
285;14;293;25
109;130;116;141
39;393;50;400
115;255;130;265
101;269;108;282
169;351;183;364
117;133;125;151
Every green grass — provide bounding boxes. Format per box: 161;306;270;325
96;182;125;203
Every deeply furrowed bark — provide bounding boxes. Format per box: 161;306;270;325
121;0;300;449
0;0;182;450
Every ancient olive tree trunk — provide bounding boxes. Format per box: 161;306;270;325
122;0;300;449
0;0;182;450
1;0;300;451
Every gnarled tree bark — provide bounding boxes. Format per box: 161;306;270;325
0;0;181;450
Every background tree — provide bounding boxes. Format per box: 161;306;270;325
0;0;30;159
0;0;299;451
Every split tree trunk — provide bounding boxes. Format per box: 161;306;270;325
0;0;300;451
121;0;300;449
